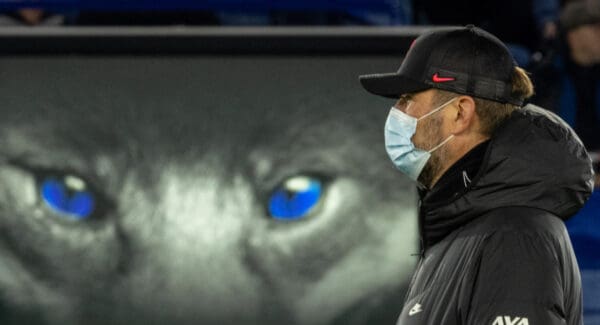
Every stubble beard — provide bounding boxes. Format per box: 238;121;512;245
417;115;447;189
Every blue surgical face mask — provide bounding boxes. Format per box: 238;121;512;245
384;98;456;183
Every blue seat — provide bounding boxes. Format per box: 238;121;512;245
582;270;600;324
567;189;600;323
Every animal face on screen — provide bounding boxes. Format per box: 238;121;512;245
0;57;418;325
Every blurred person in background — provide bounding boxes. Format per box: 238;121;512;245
555;0;600;153
0;7;73;26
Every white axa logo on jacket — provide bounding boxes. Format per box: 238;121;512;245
492;315;529;325
408;303;422;316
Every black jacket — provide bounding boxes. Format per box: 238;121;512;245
396;104;594;325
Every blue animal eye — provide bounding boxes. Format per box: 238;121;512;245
40;175;95;220
268;176;323;220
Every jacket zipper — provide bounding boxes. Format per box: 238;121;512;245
404;199;426;304
417;199;425;257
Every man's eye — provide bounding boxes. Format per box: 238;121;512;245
39;174;97;220
398;95;413;107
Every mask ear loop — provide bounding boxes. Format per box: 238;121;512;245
419;97;458;153
417;97;457;121
428;135;454;153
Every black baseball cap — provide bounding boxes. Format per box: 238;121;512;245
359;25;523;106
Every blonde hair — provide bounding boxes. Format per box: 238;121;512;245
511;66;534;100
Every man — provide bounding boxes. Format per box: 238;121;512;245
359;25;594;324
557;0;600;153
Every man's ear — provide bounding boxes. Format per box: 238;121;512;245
451;96;477;134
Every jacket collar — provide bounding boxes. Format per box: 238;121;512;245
418;105;594;249
419;140;489;248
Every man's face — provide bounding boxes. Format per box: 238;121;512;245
567;23;600;66
393;89;452;187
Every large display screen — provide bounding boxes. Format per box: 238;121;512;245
0;54;420;325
